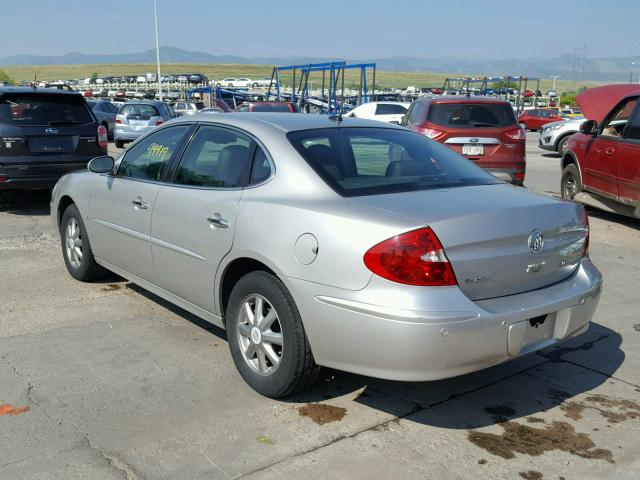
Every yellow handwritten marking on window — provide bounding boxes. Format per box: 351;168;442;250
147;143;170;162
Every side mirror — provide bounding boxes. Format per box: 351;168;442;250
88;155;115;174
579;120;597;136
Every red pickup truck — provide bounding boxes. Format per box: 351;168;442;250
561;84;640;219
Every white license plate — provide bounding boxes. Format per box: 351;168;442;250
462;144;484;156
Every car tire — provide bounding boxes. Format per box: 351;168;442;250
252;83;259;88
226;271;320;398
60;204;106;282
215;83;221;87
115;140;125;148
561;163;583;200
557;135;570;155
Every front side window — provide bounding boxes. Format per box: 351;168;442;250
117;125;191;181
602;97;638;138
288;127;499;197
174;125;252;188
624;101;640;140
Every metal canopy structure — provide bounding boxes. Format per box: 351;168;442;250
266;61;377;114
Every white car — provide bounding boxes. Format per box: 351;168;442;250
217;78;251;88
343;101;411;124
252;77;278;88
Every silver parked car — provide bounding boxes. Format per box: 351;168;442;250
87;100;118;140
173;101;205;116
114;100;176;148
51;114;602;397
539;117;584;155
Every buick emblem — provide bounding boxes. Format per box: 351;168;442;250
528;229;544;254
469;137;479;143
45;127;59;135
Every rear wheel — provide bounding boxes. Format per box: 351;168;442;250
226;271;320;397
561;163;582;200
60;204;106;281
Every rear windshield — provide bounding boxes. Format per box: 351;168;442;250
0;93;94;126
252;103;297;112
428;102;516;128
120;104;159;120
288;127;500;197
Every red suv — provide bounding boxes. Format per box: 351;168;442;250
402;97;526;185
517;108;564;131
561;84;640;219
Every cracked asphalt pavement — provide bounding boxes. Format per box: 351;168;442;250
1;133;639;479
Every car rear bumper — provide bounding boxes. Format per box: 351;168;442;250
114;126;154;141
283;258;602;381
0;160;91;191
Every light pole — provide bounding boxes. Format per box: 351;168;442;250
154;0;162;101
549;75;560;91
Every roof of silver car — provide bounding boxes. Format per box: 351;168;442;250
190;112;406;132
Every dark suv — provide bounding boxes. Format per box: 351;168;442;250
0;87;107;191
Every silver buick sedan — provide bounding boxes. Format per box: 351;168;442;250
51;113;602;397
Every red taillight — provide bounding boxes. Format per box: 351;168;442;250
364;227;457;286
582;208;590;257
505;127;526;141
115;118;122;124
514;172;526;182
97;125;108;150
421;127;446;140
155;120;165;126
0;175;7;183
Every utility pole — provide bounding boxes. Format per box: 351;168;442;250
154;0;163;101
550;75;560;91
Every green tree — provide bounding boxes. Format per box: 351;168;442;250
559;92;577;107
91;72;98;80
0;68;14;85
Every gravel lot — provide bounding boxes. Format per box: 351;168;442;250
1;132;639;480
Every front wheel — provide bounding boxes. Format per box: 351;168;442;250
226;271;320;397
561;163;583;200
60;204;106;281
557;136;570;155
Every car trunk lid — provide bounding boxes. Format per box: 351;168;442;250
352;184;587;300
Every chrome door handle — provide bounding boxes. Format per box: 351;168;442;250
207;214;229;228
132;197;148;209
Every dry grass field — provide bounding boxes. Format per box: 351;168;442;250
2;63;601;92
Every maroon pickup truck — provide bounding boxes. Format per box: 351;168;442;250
561;84;640;219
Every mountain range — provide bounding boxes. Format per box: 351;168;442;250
2;47;639;82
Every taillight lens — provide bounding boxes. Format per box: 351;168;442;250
582;208;590;257
155;120;165;126
364;227;457;286
0;175;7;183
115;118;122;124
97;125;108;150
422;128;445;140
514;172;526;182
505;127;526;140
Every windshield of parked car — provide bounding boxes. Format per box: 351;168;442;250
120;104;160;120
288;127;500;197
428;102;517;128
0;93;93;126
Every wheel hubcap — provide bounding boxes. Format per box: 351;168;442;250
564;174;577;199
65;217;83;269
237;294;283;376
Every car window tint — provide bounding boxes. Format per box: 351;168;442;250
288;127;499;197
117;125;190;181
623;100;640;140
375;104;407;115
249;147;272;184
174;125;252;188
0;93;93;126
120;104;159;120
428;103;516;128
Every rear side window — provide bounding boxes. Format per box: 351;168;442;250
0;93;93;126
120;104;159;120
427;103;517;128
288;127;499;197
375;104;407;115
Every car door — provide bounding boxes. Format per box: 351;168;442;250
149;124;260;313
583;97;638;198
616;99;640;206
88;124;192;280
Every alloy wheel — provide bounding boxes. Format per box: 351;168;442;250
65;217;83;269
237;294;283;376
563;173;578;199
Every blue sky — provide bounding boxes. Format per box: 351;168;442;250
2;0;638;59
